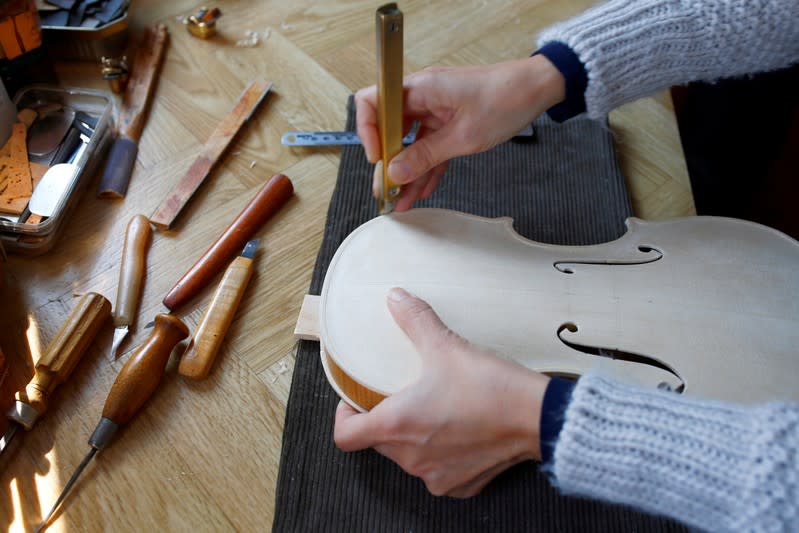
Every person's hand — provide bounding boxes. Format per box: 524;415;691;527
333;288;550;498
356;55;565;211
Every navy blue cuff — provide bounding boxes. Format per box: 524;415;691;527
534;41;588;122
539;376;576;465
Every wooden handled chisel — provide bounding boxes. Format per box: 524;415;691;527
97;24;169;199
178;239;259;380
375;3;404;214
38;313;189;531
109;214;152;359
1;293;111;456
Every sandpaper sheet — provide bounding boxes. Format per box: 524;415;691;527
273;96;686;532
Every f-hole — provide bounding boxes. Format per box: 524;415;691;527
554;245;663;274
557;322;685;393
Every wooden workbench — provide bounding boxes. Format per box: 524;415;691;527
0;1;693;531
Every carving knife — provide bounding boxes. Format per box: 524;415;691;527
375;3;404;214
178;239;259;380
109;214;153;359
0;293;110;456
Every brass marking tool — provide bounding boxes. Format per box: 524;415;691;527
375;3;404;214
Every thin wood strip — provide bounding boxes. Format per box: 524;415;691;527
293;294;321;340
149;80;273;230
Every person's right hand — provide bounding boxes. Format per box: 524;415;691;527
356;55;565;211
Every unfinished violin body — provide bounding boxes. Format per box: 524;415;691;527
296;209;799;412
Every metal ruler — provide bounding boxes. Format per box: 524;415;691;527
281;124;534;147
281;130;416;146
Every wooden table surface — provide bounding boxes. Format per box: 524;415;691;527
0;1;694;531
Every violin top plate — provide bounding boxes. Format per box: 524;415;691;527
318;208;799;410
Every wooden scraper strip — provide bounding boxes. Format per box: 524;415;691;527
149;79;272;231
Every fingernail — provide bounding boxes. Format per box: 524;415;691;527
388;287;411;301
388;159;411;183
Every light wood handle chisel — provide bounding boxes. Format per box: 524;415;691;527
1;293;111;456
110;214;153;359
178;239;259;380
376;3;404;214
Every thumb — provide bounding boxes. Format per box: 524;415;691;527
387;288;452;356
333;400;377;451
387;127;460;184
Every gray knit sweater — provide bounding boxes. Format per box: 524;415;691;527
537;0;799;118
537;1;799;529
552;374;798;531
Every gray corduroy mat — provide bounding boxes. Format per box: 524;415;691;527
273;97;685;532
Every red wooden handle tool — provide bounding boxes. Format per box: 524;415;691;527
161;173;293;311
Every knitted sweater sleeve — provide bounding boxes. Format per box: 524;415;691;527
536;0;799;118
548;373;799;532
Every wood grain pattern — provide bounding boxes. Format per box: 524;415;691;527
149;80;273;230
0;1;694;531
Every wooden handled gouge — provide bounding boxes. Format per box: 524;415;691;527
178;239;259;380
110;214;153;359
1;293;111;456
375;3;404;214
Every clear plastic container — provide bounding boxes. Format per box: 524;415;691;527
0;79;15;147
0;85;112;254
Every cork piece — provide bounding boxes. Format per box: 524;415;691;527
0;123;33;214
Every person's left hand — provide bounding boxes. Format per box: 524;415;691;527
333;288;550;498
